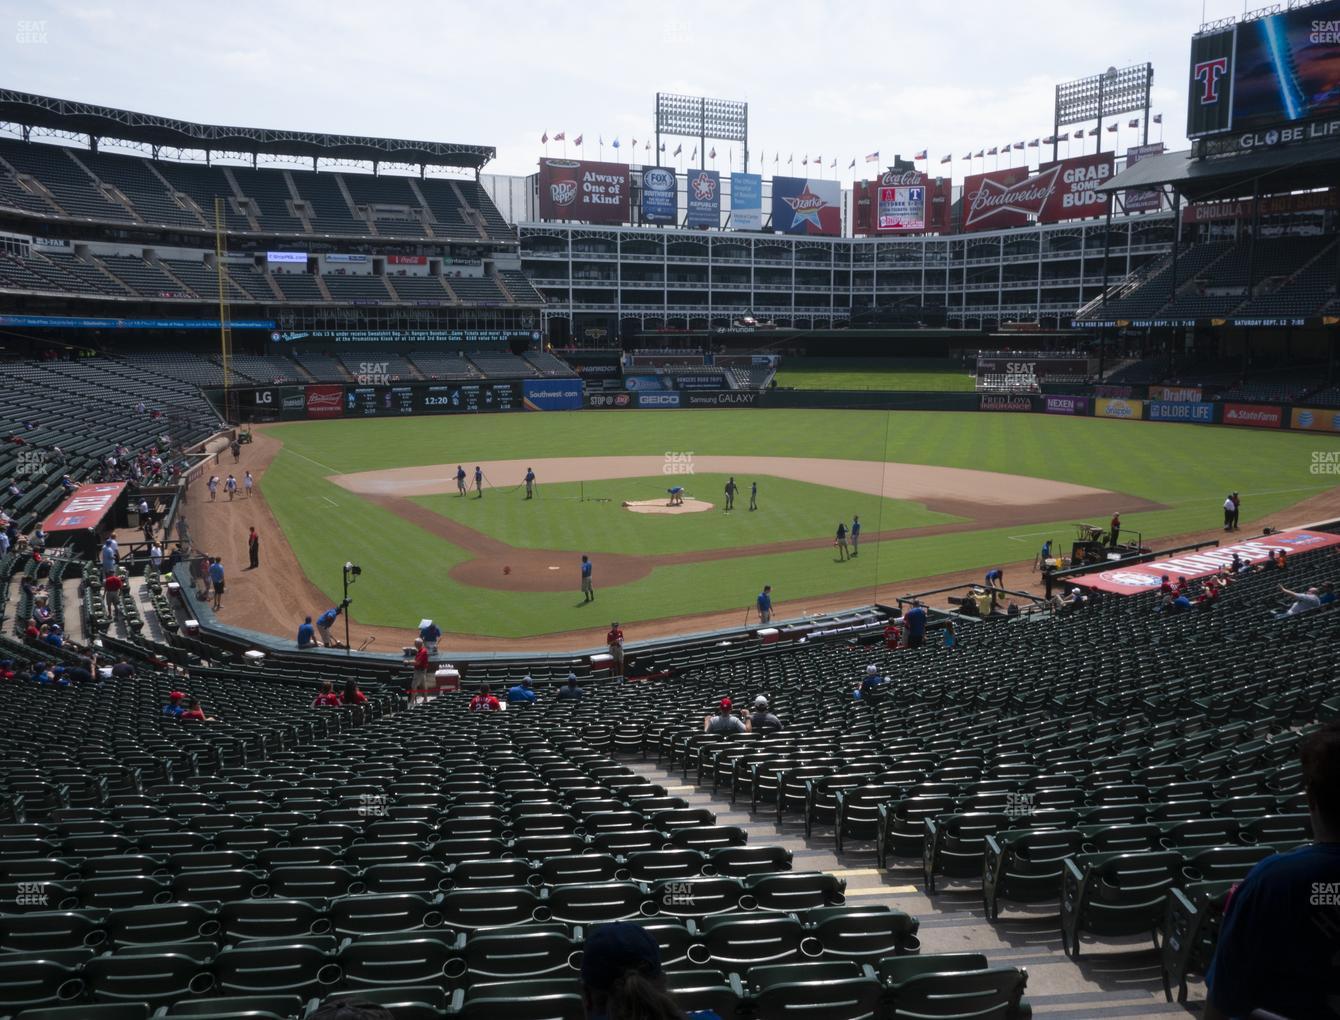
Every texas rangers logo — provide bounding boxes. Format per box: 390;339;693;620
783;184;829;229
690;172;717;202
1193;57;1228;105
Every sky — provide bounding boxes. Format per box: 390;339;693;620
0;0;1258;184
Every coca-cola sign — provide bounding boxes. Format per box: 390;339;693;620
880;169;923;187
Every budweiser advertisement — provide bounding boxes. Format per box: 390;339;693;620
1074;529;1340;595
538;158;629;223
305;384;345;420
962;154;1113;231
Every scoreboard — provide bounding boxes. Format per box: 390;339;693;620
345;385;416;417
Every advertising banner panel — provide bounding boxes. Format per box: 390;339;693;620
1147;400;1216;423
523;380;584;411
682;391;761;407
1223;402;1283;428
586;391;634;408
640;167;677;224
305;384;345;420
1076;529;1340;594
1095;398;1145;420
1232;1;1340;132
876;169;927;232
1045;395;1089;415
1187;26;1236;137
770;176;841;235
637;392;681;408
1123;143;1165;213
685;169;721;228
1291;407;1340;433
961;168;1031;231
730;173;763;230
1148;385;1204;402
537;158;629;223
1037;152;1114;223
979;394;1036;412
43;482;127;534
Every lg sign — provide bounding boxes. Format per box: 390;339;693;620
1194;57;1228;104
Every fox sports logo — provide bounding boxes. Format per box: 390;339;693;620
644;168;674;192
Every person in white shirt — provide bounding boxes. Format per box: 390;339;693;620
1281;585;1321;617
149;544;163;570
243;471;254;498
1223;495;1235;532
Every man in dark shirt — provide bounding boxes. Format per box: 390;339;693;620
904;602;927;647
1205;720;1340;1019
750;696;782;732
297;616;316;649
557;673;584;700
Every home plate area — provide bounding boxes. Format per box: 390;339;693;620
622;497;715;515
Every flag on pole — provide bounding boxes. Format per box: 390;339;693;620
1153;113;1163;124
940;154;952;164
974;149;983;158
1106;123;1118;133
673;143;682;156
709;146;716;159
1042;135;1055;144
774;153;779;165
815;155;822;166
574;134;583;145
612;137;620;149
865;151;879;163
962;152;971;160
914;149;927;160
659;142;665;151
541;131;548;144
1028;138;1039;147
787;154;793;165
802;154;808;165
690;146;697;160
598;134;603;145
848;158;856;169
554;131;565;141
1057;132;1069;141
1012;141;1024;150
1128;118;1139;128
987;146;998;155
830;158;836;168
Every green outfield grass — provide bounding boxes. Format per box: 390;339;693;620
774;357;974;391
259;410;1338;637
409;474;962;556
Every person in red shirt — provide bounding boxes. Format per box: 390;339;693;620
1158;575;1174;598
103;572;125;618
180;697;217;722
341;679;368;706
312;680;342;708
606;622;625;677
24;617;39;641
469;684;501;712
883;620;902;650
407;638;432;706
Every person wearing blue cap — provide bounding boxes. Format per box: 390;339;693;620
581;921;721;1020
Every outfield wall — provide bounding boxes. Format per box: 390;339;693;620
213;382;1340;435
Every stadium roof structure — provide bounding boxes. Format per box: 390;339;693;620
1100;140;1340;203
0;89;495;170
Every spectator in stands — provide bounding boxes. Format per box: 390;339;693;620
297;616;316;649
750;696;782;732
316;605;341;647
1158;575;1174;597
904;602;927;647
419;618;441;654
100;537;117;578
163;691;186;718
508;676;538;704
943;622;957;649
0;530;8;557
1204;720;1340;1020
1320;583;1337;607
312;681;342;708
41;623;62;649
1109;511;1121;548
29;527;45;553
23;617;39;641
1280;585;1322;617
164;546;182;573
33;594;52;624
1231;553;1248;574
883;617;901;650
469;684;501;712
580;921;718;1020
104;572;124;618
704;697;747;734
341;679;368;707
194;554;210;600
110;659;134;680
247;526;260;570
179;697;217;722
149;542;162;571
607;621;625;676
407;638;432;706
209;558;225;610
557;673;584;700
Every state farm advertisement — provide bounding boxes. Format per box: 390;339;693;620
1222;403;1283;428
962;154;1113;231
538;158;629;223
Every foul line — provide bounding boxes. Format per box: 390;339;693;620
283;447;340;475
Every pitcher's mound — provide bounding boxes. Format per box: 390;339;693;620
622;497;715;515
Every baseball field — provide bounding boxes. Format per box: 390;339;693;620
191;409;1340;645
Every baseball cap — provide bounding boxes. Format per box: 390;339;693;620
580;922;663;991
168;691;185;700
865;664;878;675
719;697;732;711
753;696;769;709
